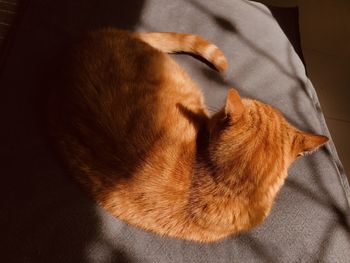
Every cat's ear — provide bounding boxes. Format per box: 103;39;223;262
225;88;244;122
297;132;329;156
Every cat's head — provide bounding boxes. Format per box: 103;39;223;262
208;88;328;181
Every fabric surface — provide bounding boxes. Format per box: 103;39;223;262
1;0;349;262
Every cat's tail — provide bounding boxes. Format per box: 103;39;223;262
137;32;228;72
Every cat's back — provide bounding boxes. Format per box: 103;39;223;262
66;28;167;109
50;28;204;186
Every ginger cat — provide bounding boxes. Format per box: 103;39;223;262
48;28;328;242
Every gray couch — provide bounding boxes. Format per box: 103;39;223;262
1;0;349;262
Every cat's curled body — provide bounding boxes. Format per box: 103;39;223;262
49;28;328;242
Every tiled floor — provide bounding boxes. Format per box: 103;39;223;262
257;0;350;180
304;49;350;121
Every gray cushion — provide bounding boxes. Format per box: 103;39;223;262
0;0;349;262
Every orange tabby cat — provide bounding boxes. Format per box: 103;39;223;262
48;28;328;242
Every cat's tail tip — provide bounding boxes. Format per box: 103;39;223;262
184;36;229;73
137;32;228;73
212;50;229;73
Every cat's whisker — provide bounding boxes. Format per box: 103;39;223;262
208;106;221;113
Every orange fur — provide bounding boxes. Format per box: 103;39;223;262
48;28;328;242
137;32;228;72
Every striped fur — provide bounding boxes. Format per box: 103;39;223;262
48;28;328;242
137;32;228;72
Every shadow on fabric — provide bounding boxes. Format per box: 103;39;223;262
0;0;145;262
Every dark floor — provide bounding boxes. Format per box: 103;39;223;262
0;0;20;48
